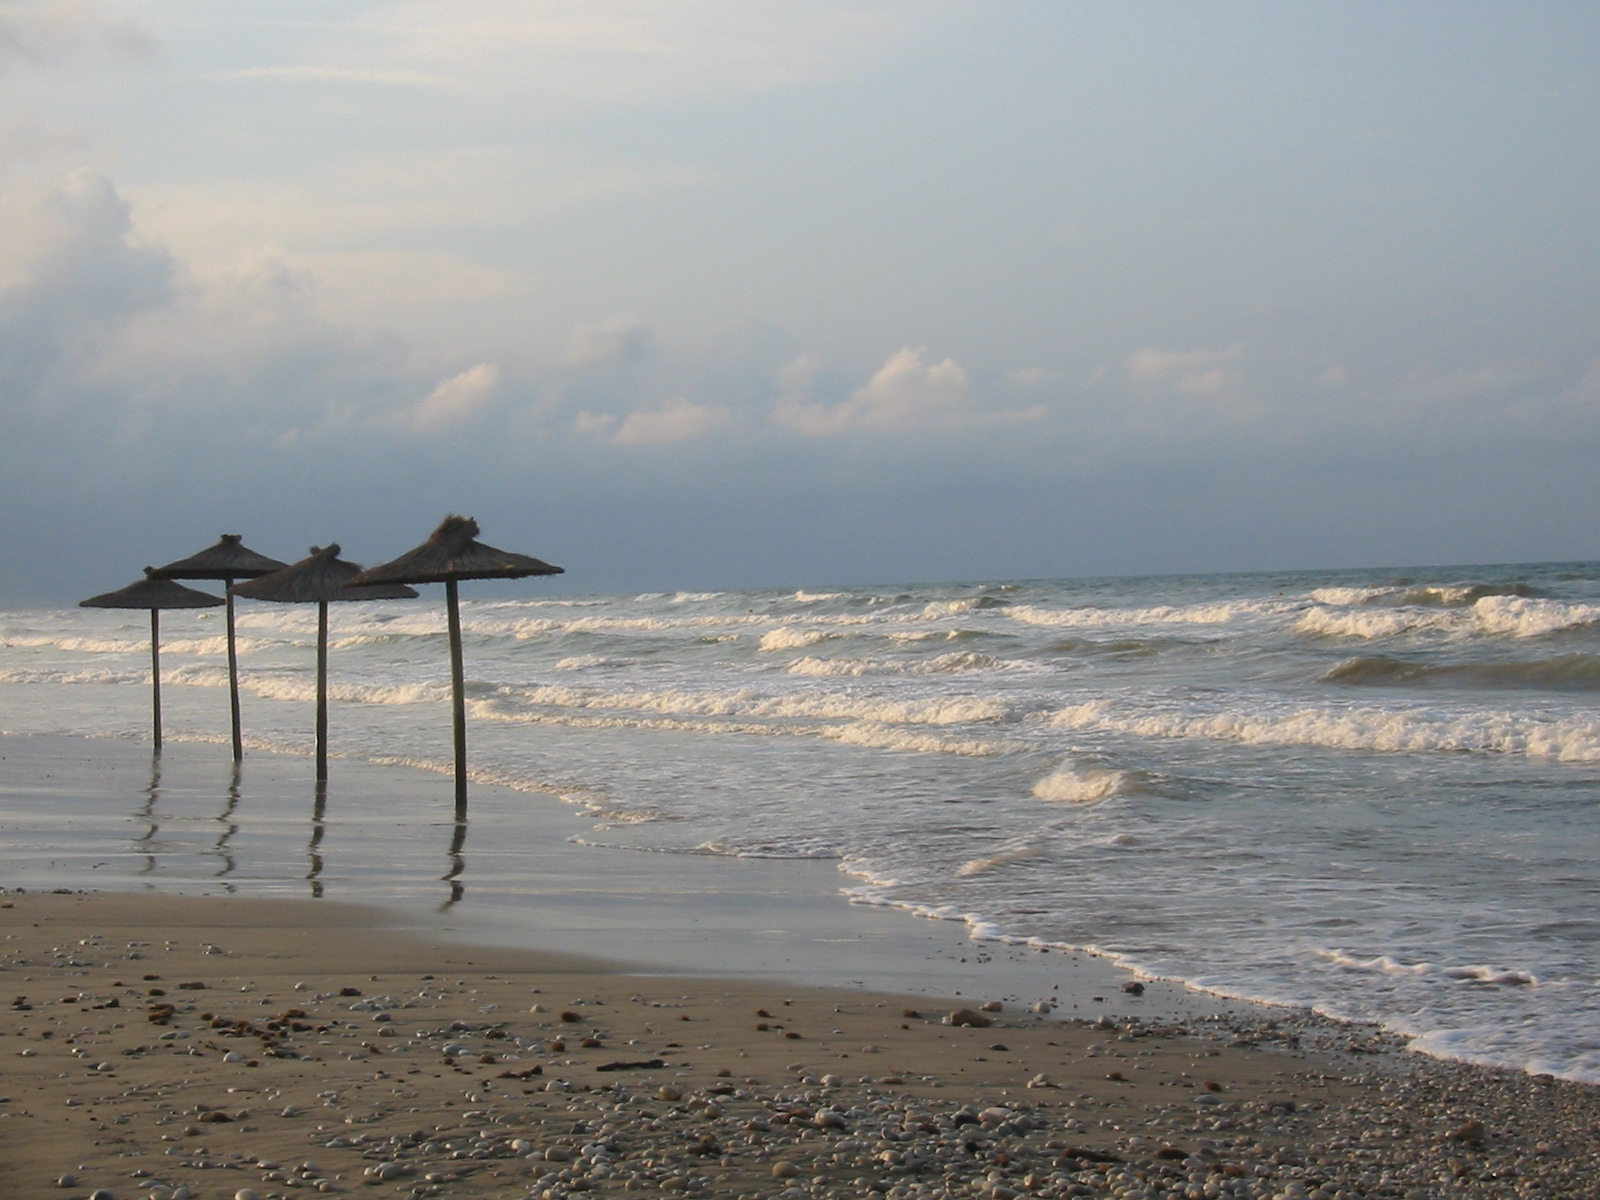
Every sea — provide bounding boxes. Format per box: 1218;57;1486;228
2;561;1598;1083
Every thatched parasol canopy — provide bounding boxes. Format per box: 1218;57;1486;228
81;569;227;611
346;515;562;586
81;570;225;751
149;535;286;761
232;544;419;604
151;534;286;582
347;515;563;813
233;545;418;781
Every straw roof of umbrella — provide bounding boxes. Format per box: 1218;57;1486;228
80;569;226;610
151;534;286;581
232;545;419;604
347;515;563;586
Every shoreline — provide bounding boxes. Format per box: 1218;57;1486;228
0;733;1248;1019
4;889;1599;1200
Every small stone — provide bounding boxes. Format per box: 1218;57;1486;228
947;1009;992;1028
979;1000;1003;1012
771;1161;799;1178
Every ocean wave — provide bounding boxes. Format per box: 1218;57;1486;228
1299;595;1600;641
920;596;1011;617
822;722;1014;757
786;651;1003;677
1031;764;1159;804
1008;599;1285;630
1473;596;1600;638
956;845;1045;876
1317;949;1538;987
1050;698;1600;761
1311;582;1549;608
485;681;1014;727
1323;654;1600;691
1296;606;1452;639
759;626;837;651
554;654;642;671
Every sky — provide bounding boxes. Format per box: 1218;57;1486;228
3;1;1599;604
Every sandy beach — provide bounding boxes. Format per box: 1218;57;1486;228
4;887;1599;1200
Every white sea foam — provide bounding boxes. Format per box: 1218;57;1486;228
1007;599;1285;630
1032;765;1142;804
759;626;835;651
1473;595;1600;637
1295;606;1451;639
786;651;1002;677
823;721;1013;757
1050;698;1600;760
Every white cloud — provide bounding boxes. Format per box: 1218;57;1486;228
233;1;923;113
775;346;1040;437
567;315;656;369
611;398;728;445
127;146;705;257
409;363;500;431
1125;344;1247;400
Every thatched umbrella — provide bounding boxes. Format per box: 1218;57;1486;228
231;544;418;780
347;515;563;813
152;535;287;761
80;569;225;752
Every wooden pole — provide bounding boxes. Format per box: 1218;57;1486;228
315;600;329;781
225;576;243;761
150;608;163;752
446;578;468;815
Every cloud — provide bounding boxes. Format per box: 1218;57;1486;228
0;168;173;425
1125;344;1247;400
409;363;501;431
567;315;656;369
775;346;1041;437
225;65;465;91
0;0;152;72
234;1;924;113
611;397;729;445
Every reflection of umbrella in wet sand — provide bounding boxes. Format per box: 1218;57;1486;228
152;535;287;761
347;515;563;814
80;570;225;752
231;545;418;781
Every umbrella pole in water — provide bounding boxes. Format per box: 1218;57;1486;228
150;609;163;752
316;599;329;781
446;578;468;815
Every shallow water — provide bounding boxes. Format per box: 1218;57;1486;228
4;561;1599;1080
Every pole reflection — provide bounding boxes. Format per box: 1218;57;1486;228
307;779;328;898
441;818;468;910
136;756;162;874
212;760;240;890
